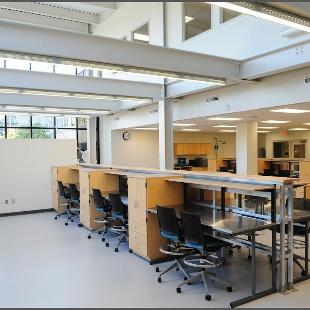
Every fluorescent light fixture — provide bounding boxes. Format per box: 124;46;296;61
261;120;291;124
213;125;236;128
134;127;158;131
258;130;271;133
133;33;150;42
271;108;310;114
258;126;279;129
208;117;241;121
304;123;310;126
181;129;201;132
0;87;151;103
173;123;196;127
185;16;194;23
207;2;310;33
288;128;310;131
219;129;236;133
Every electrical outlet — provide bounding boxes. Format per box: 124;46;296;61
4;200;8;205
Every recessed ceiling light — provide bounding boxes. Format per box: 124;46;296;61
271;108;310;114
181;129;201;132
258;130;271;133
261;120;291;124
288;128;309;131
173;123;195;127
208;117;242;121
213;125;236;128
3;105;42;111
133;33;150;42
258;126;279;129
185;16;194;23
207;2;310;33
134;127;158;131
219;129;236;133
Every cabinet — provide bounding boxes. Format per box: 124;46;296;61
174;143;211;156
128;176;184;261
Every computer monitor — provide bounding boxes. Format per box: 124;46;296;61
177;158;187;166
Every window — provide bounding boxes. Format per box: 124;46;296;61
32;115;55;128
221;8;241;23
273;141;289;158
0;128;5;139
56;116;76;128
6;114;30;127
54;64;77;75
184;2;212;40
132;23;149;43
30;61;54;73
7;128;31;139
5;58;30;70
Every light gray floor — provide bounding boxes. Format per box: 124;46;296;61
0;212;309;308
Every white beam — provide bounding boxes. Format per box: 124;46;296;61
240;40;310;79
0;69;161;99
0;93;119;111
0;8;88;33
0;21;239;81
0;2;100;24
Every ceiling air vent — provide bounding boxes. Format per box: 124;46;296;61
206;96;219;103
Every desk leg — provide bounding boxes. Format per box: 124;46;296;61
251;232;256;296
271;189;277;291
238;194;242;209
221;187;226;212
306;221;309;276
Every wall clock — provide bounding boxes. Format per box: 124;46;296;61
122;131;130;141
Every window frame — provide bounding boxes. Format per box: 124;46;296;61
131;21;150;44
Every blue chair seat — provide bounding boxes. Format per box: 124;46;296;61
160;231;179;242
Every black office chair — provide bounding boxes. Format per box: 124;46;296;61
219;167;228;172
65;183;80;226
176;211;232;301
105;193;128;252
155;206;193;283
87;189;112;240
54;181;71;220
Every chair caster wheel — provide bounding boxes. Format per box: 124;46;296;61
114;248;118;252
176;267;179;271
98;231;102;235
87;235;91;239
54;216;58;220
156;267;160;273
106;243;109;247
102;238;105;242
248;255;252;260
237;246;241;249
227;286;232;292
158;277;162;283
78;223;83;227
229;249;233;255
71;219;74;222
129;249;133;253
65;223;68;226
205;294;211;301
176;288;181;294
302;270;306;276
184;276;188;281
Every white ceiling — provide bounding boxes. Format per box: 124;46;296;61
133;101;310;134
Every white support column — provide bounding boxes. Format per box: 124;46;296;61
158;99;174;170
236;121;258;175
99;115;112;165
86;117;97;164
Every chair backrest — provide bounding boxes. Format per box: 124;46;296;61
157;206;181;241
109;193;124;216
57;181;66;198
180;211;203;249
69;183;79;201
92;188;105;209
293;197;310;211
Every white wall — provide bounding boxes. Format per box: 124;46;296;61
111;130;236;168
94;2;164;46
0;139;77;214
165;2;310;60
266;131;310;158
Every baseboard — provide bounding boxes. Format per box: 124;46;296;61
0;208;54;218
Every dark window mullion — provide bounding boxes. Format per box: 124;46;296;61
4;115;7;138
30;116;33;138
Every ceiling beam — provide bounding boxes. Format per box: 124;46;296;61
0;21;239;82
240;40;310;79
0;2;100;24
0;7;88;33
0;68;161;99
